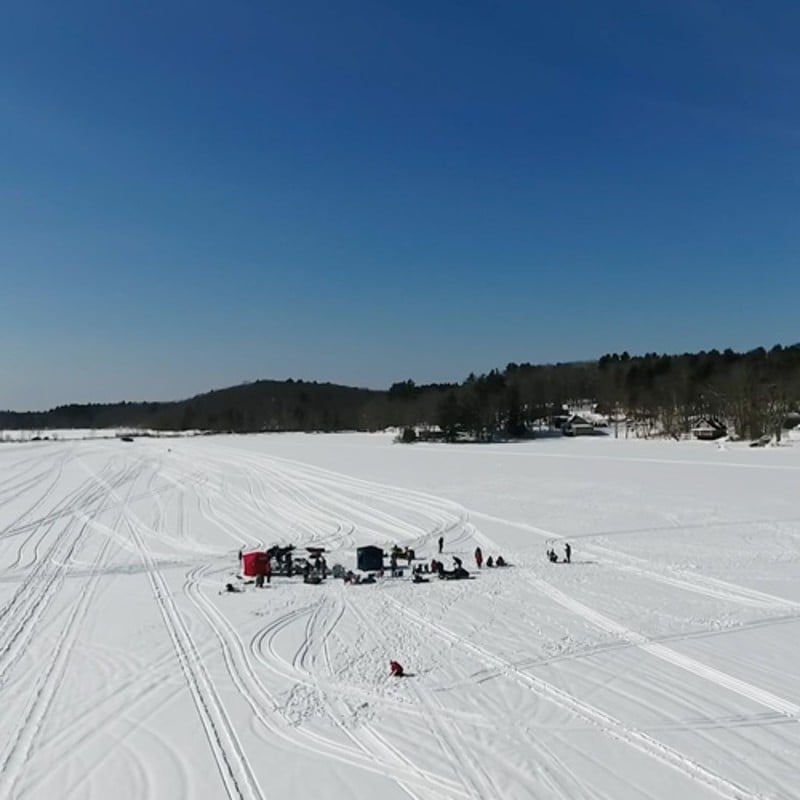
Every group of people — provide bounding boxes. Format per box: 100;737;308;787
269;546;295;577
390;544;416;564
232;536;515;595
388;551;405;577
423;546;508;579
420;556;468;580
546;542;571;564
473;546;507;569
343;570;376;585
302;554;328;584
231;545;331;591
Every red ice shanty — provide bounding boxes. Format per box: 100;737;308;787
242;551;270;577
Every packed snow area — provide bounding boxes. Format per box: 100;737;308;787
1;432;799;800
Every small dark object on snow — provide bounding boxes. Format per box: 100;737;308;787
438;566;470;580
390;660;405;677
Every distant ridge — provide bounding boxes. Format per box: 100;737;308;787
4;344;799;441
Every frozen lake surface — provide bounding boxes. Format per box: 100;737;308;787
1;431;799;799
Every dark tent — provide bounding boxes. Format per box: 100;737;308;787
357;546;383;572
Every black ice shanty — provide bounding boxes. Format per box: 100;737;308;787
356;546;383;572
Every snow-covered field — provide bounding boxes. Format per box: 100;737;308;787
1;432;799;800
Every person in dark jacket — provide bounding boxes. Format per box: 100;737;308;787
564;542;571;564
389;660;405;677
474;547;483;569
438;535;444;553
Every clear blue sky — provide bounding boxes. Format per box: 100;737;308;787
2;1;799;411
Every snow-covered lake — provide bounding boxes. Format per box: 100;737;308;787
1;432;799;799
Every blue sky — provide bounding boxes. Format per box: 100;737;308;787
2;1;799;410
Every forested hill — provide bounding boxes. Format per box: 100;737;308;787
0;378;454;433
3;344;800;439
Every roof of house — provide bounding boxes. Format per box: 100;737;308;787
564;414;593;426
691;417;727;430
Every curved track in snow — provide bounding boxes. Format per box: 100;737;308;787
1;435;800;799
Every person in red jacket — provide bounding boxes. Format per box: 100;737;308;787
389;660;405;677
474;546;483;569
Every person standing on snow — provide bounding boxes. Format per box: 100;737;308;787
474;547;483;569
564;542;571;564
438;535;444;554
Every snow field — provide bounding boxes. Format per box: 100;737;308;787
1;433;799;799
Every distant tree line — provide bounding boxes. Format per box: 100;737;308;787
594;344;800;441
2;344;799;441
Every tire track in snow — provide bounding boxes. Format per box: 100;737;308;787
80;456;265;800
468;510;800;718
156;459;267;553
3;458;112;570
0;523;116;798
521;572;800;718
468;511;800;727
1;451;180;550
341;589;499;800
184;566;466;798
470;511;800;611
0;448;70;546
122;513;264;800
356;586;617;800
318;589;474;800
294;593;429;800
0;461;127;686
378;593;763;800
0;457;140;797
588;542;800;611
194;443;469;550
